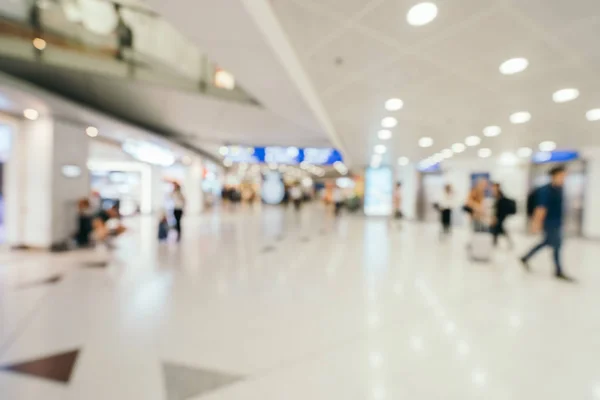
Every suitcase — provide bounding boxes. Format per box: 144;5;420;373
469;231;493;262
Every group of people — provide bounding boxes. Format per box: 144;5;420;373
434;165;573;282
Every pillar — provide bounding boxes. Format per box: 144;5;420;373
5;118;90;249
184;157;204;215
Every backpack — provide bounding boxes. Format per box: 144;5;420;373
526;188;541;217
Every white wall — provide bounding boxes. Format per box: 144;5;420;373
582;148;600;239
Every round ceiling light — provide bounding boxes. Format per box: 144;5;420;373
385;98;404;111
374;144;387;154
553;88;579;103
398;157;409;166
407;2;438;26
517;147;533;157
219;146;229;156
86;126;99;137
23;108;39;120
452;143;466;153
539;141;557;152
381;117;398;128
586;109;600;121
432;153;444;163
499;58;529;75
510;111;531;124
80;0;119;35
478;148;492;158
378;129;392;140
483;126;501;137
465;136;481;147
32;38;47;50
371;154;383;168
419;137;433;148
441;148;453;159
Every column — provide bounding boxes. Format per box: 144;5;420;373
184;157;204;215
5;118;90;249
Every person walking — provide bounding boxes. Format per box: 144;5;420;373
491;183;514;248
438;184;454;238
520;165;574;282
171;183;186;241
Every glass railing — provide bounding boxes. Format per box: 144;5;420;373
0;0;259;106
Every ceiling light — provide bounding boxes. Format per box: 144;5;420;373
452;143;466;153
483;126;501;137
499;152;519;166
23;108;39;120
499;57;529;75
465;136;481;146
381;117;397;128
407;2;438;26
398;157;409;166
510;111;531;124
586;109;600;121
419;137;433;148
441;148;453;158
553;88;579;103
378;129;392;140
219;146;229;156
32;37;47;50
478;148;492;158
432;153;444;162
374;144;387;154
517;147;532;157
385;98;404;111
539;141;557;152
86;126;99;137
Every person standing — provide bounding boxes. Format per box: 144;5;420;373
520;165;574;282
439;184;454;237
171;183;186;241
332;184;345;217
465;178;488;232
290;183;303;212
491;183;514;248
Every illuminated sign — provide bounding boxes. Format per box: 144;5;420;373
223;146;342;165
532;150;579;164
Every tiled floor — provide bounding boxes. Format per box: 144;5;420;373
1;205;600;399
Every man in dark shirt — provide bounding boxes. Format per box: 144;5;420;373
521;165;574;281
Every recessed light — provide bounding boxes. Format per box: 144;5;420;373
517;147;532;157
219;146;229;156
385;98;404;111
374;144;387;154
452;143;466;153
499;58;528;75
23;108;39;120
499;152;519;166
398;157;409;166
586;109;600;121
86;126;99;137
553;88;579;103
510;111;531;124
419;137;433;148
433;153;444;162
381;117;397;128
441;148;453;158
539;141;556;152
32;38;47;50
478;148;492;158
407;2;438;26
483;126;501;137
378;129;392;140
465;136;481;146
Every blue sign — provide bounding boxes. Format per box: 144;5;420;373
418;163;441;173
224;146;342;165
532;150;579;164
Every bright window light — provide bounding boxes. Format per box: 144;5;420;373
381;117;398;128
483;126;501;137
452;143;466;153
378;129;392;140
539;141;557;152
407;2;438;26
510;111;531;124
385;98;404;111
586;109;600;121
465;136;481;146
553;88;579;103
499;58;528;75
517;147;533;157
419;137;433;148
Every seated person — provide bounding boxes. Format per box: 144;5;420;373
75;198;93;247
93;205;127;243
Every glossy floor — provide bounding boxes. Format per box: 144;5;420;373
1;206;599;399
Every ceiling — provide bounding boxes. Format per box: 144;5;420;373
269;0;600;165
